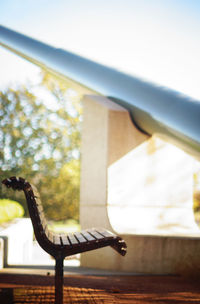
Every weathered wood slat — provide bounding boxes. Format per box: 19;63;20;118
38;205;43;213
35;199;43;212
44;224;50;237
95;228;115;239
67;234;79;245
40;213;47;227
81;231;96;242
31;185;40;197
47;231;54;243
60;235;70;246
73;232;87;244
87;229;104;240
54;235;61;245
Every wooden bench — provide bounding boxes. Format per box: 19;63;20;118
2;176;127;304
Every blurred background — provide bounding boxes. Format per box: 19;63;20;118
0;0;200;265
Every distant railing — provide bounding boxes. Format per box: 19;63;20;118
0;25;200;159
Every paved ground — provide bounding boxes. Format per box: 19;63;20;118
0;270;200;303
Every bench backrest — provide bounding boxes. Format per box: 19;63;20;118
2;176;54;252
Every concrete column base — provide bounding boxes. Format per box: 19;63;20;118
81;234;200;275
80;95;200;275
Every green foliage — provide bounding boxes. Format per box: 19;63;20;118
0;199;24;224
0;72;82;221
193;171;200;227
41;159;80;221
49;219;80;234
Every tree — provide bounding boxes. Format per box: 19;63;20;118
0;72;82;221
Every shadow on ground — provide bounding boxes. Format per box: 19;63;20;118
0;273;200;303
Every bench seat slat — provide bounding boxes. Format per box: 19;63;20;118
60;235;70;246
95;228;115;239
67;234;79;245
81;231;96;242
73;232;87;244
87;229;104;240
54;235;61;245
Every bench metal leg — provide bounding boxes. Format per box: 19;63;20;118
55;258;64;304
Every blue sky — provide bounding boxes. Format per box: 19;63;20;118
0;0;200;99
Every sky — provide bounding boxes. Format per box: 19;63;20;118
0;0;200;100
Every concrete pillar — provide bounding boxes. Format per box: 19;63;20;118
80;95;148;231
80;95;200;275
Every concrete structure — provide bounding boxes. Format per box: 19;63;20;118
80;95;200;275
1;25;200;275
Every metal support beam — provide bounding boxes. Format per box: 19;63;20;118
0;25;200;158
